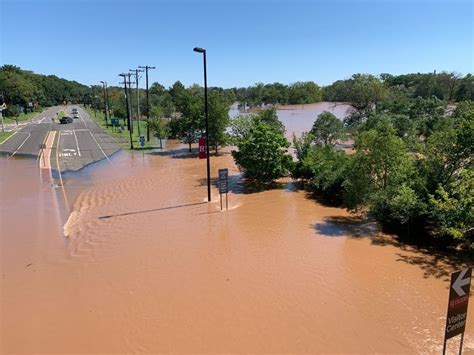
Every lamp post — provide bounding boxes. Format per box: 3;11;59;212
193;47;211;202
100;81;110;127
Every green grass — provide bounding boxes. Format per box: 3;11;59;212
0;131;14;144
85;108;161;150
3;111;39;124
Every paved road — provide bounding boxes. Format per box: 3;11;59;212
0;106;120;173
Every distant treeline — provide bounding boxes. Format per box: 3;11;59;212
1;64;472;118
224;72;473;108
0;65;88;116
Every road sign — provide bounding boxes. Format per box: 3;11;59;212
443;267;471;353
219;180;228;194
218;168;228;182
139;136;145;147
198;138;206;159
218;168;229;210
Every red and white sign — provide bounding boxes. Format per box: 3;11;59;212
198;138;206;159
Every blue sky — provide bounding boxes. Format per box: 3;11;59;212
1;0;473;88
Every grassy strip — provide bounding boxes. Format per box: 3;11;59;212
0;131;14;144
84;108;160;150
3;111;39;123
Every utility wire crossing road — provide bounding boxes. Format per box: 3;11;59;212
0;106;120;173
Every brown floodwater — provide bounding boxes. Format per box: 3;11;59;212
229;102;354;138
1;139;473;354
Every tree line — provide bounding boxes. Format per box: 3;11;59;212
0;65;88;116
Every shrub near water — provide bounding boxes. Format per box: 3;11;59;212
231;109;293;183
232;121;293;183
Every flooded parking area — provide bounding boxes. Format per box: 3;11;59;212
1;141;473;353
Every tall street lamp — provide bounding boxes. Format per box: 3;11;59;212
194;47;211;202
100;80;110;127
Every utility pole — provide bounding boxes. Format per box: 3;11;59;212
100;81;110;127
119;73;134;149
138;65;155;141
130;68;144;137
125;73;133;134
0;93;5;133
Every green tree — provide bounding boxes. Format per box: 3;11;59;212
344;120;415;223
207;90;230;153
292;132;315;180
310;111;345;146
147;116;169;149
229;114;256;145
232;122;293;183
428;169;473;247
174;88;203;152
302;145;351;199
288;81;322;104
256;108;285;134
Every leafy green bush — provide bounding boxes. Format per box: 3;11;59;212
232;121;293;183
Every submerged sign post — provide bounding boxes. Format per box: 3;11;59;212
443;267;471;354
218;168;229;210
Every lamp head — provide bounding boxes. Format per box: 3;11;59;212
193;47;205;53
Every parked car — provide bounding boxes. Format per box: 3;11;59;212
60;116;73;124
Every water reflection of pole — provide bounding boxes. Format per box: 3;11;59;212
193;47;211;202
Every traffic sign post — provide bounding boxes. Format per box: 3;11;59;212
218;168;229;210
443;267;471;355
111;118;119;132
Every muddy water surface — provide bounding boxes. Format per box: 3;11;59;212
1;142;473;353
229;102;353;138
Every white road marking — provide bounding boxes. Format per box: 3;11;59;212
0;131;17;145
9;132;31;158
77;110;87;128
87;129;109;161
72;130;81;157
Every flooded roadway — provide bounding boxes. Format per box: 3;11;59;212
1;140;473;353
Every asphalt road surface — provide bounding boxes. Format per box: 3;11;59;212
0;106;120;173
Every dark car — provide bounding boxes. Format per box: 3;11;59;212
60;116;73;124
